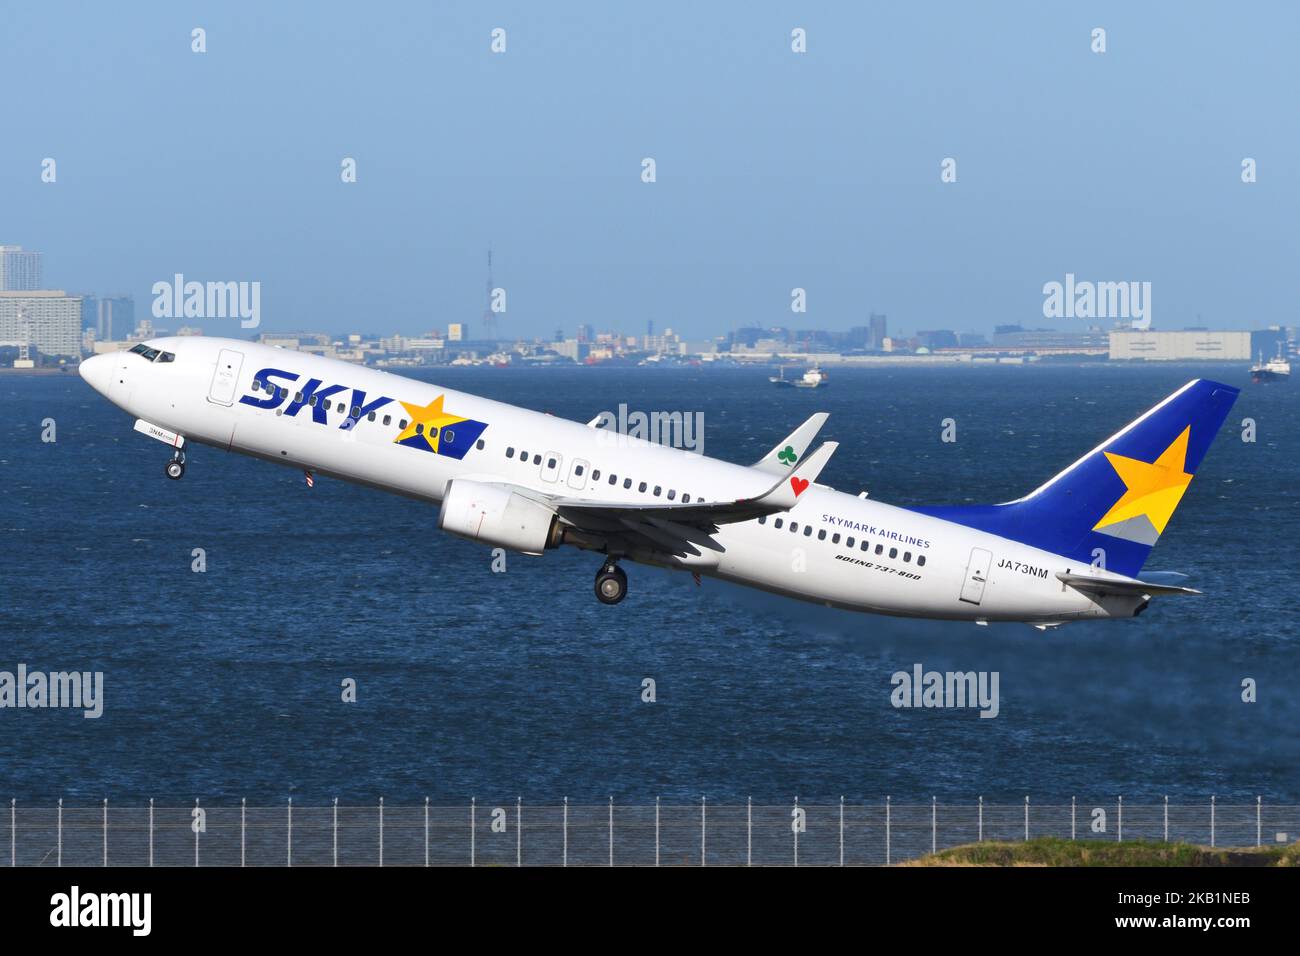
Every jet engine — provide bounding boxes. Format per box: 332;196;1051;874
438;479;561;555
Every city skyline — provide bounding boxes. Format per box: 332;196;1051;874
3;2;1298;339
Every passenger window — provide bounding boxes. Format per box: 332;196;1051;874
624;479;632;489
889;547;898;559
444;429;455;442
547;457;556;469
790;523;798;533
875;544;883;555
638;482;647;493
832;533;840;544
682;494;690;503
917;555;926;567
804;526;813;537
591;469;599;480
383;414;391;426
758;516;766;524
846;537;855;548
861;541;869;552
416;423;424;435
399;419;408;429
310;395;318;407
653;486;661;497
368;412;376;422
278;387;287;399
533;455;542;465
774;518;783;529
903;552;911;563
294;392;303;403
476;439;485;450
575;465;584;476
667;490;675;500
507;447;515;457
609;475;617;485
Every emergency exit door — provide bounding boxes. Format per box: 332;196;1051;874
960;548;993;605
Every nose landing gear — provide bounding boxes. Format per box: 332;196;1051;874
594;561;628;605
165;449;186;480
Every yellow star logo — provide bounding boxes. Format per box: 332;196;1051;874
393;395;466;452
1092;426;1193;535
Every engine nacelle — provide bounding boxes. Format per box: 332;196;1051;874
438;479;559;555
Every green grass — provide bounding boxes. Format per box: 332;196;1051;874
904;837;1300;867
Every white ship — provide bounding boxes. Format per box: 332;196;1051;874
770;366;830;389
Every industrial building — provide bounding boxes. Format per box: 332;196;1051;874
1109;329;1287;362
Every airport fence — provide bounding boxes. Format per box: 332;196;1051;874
2;797;1294;867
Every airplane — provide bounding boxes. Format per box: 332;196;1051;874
78;337;1239;627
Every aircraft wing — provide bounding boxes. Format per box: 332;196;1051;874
1055;571;1201;597
548;441;838;528
752;413;829;474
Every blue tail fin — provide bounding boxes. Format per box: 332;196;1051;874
913;379;1239;576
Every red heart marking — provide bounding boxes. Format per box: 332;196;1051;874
790;477;809;496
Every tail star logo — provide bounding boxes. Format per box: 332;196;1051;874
393;394;488;460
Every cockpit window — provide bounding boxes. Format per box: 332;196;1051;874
129;343;175;362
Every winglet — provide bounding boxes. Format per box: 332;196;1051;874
753;413;829;474
745;441;838;510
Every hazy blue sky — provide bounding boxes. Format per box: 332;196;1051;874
2;1;1296;339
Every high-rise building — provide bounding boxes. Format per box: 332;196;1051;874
96;296;134;342
868;312;887;350
0;291;83;358
0;246;43;291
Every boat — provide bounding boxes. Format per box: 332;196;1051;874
1250;346;1290;384
769;366;830;389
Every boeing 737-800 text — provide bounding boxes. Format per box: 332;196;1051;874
79;337;1238;627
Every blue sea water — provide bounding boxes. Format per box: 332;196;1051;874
0;363;1296;806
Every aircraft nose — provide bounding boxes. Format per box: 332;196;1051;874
78;353;112;396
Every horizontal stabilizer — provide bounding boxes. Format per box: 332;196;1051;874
753;413;829;475
1056;570;1201;597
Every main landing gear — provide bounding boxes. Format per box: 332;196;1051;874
165;449;186;480
594;561;628;605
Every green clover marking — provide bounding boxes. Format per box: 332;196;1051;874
777;445;798;466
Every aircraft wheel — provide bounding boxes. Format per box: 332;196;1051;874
165;459;186;480
595;565;628;605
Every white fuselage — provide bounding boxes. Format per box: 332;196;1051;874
80;337;1143;624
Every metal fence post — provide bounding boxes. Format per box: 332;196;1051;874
1117;796;1123;842
149;798;154;868
425;797;430;867
9;799;14;867
1023;796;1029;842
746;797;751;867
57;798;62;867
1211;795;1216;847
839;796;844;867
379;797;384;867
332;798;338;868
978;796;983;843
515;797;521;868
288;797;293;867
193;798;199;868
885;796;891;866
933;796;938;853
563;797;569;867
1256;796;1261;847
655;796;660;868
241;798;246;867
608;796;614;868
701;796;707;867
1071;796;1076;841
102;798;108;867
1163;795;1168;842
470;798;475;868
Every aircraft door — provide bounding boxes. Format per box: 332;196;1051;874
540;451;562;483
959;547;993;605
208;348;244;406
566;458;590;490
